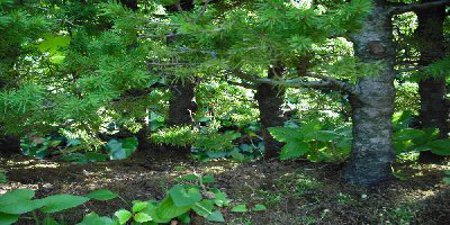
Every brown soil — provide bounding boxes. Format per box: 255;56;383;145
1;152;449;225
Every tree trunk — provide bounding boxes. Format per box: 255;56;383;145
415;1;448;163
343;1;396;186
0;136;21;156
167;81;197;155
255;65;285;159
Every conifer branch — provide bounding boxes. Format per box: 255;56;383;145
231;69;354;93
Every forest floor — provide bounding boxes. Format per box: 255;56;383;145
0;151;449;225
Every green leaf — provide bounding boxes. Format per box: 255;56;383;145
114;209;132;225
230;204;247;213
38;34;70;54
177;213;191;224
155;196;191;222
444;177;450;185
0;212;19;225
132;201;148;213
0;189;43;214
230;149;245;162
201;174;215;184
211;189;231;207
134;212;152;223
428;139;450;156
169;185;202;207
106;137;138;160
252;204;267;212
315;130;339;142
268;127;301;143
206;210;225;223
178;174;198;182
192;200;214;217
86;189;118;201
77;213;115;225
280;142;309;160
39;194;89;213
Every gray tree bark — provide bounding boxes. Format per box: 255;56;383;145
255;64;285;159
343;1;396;186
415;0;448;163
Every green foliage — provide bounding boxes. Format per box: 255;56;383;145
269;120;352;162
107;174;228;224
105;137;138;160
152;125;241;153
39;195;89;214
392;112;450;156
0;174;233;224
20;135;63;159
0;188;116;225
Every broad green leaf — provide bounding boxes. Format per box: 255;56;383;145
132;201;148;213
114;209;132;225
106;138;138;160
155;196;191;222
230;204;247;213
78;213;115;225
133;213;152;223
394;128;425;142
106;140;126;160
169;185;202;207
0;189;43;214
211;189;231;207
192;200;214;217
428;139;450;156
0;212;19;225
268;127;301;143
39;194;89;213
252;204;267;211
315;130;339;142
206;211;225;223
86;189;118;201
38;34;70;54
280;142;309;160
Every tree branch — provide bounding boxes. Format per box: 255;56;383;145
230;69;354;94
389;0;450;14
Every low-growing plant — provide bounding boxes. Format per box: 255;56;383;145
269;119;352;162
0;174;231;224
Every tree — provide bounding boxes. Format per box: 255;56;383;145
414;0;449;163
0;0;49;154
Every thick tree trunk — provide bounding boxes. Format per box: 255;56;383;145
0;136;21;156
415;1;448;163
255;65;285;159
167;81;196;126
167;81;197;155
343;2;396;186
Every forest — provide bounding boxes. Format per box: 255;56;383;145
0;0;449;224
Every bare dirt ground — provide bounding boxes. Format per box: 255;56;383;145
1;151;449;225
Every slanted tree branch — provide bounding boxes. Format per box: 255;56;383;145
230;69;354;94
389;0;450;14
